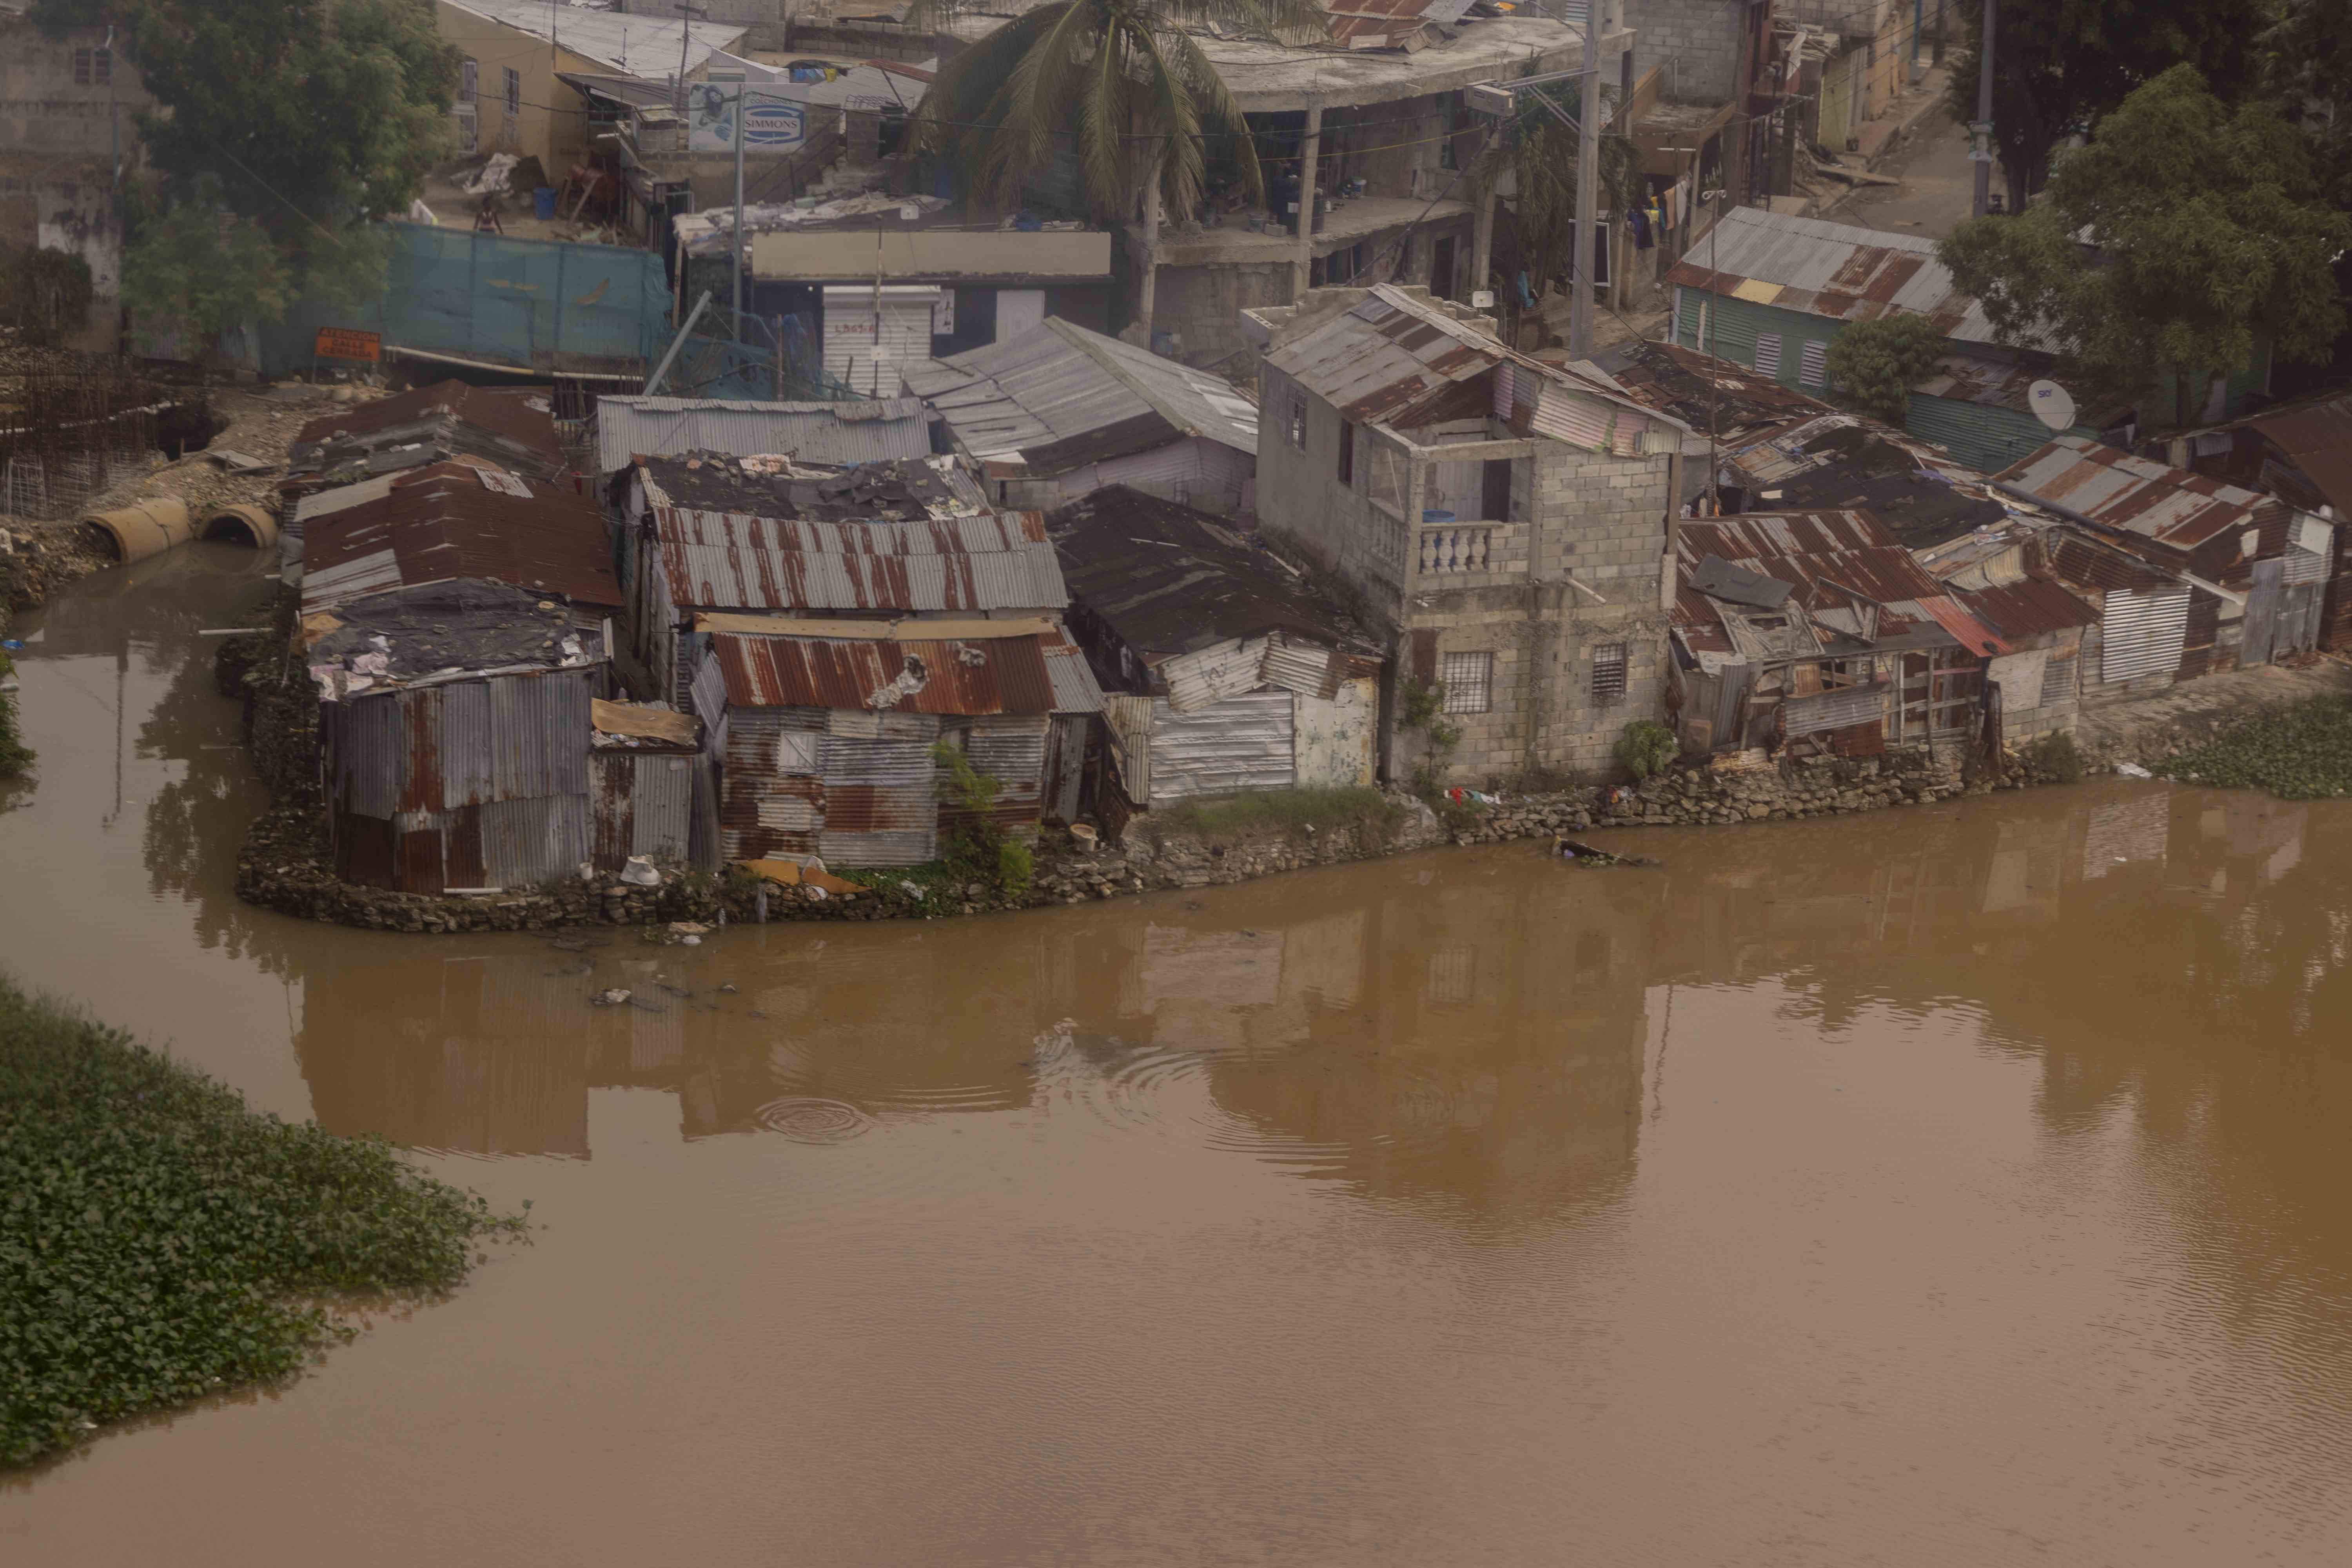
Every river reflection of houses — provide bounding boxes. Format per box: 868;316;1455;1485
289;784;2348;1240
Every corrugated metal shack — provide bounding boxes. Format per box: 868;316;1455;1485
1912;523;2103;746
590;396;932;476
591;698;699;873
902;317;1261;513
302;461;625;893
1668;510;2013;759
1051;486;1383;808
693;619;1103;866
2138;391;2352;652
616;449;1071;706
1995;437;2338;686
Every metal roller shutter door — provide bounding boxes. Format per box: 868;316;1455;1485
2100;587;2190;682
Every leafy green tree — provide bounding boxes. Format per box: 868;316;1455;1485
1941;0;2265;207
120;184;291;362
2259;0;2352;210
1939;66;2351;428
36;0;456;308
1822;314;1948;425
1471;84;1640;305
911;0;1327;223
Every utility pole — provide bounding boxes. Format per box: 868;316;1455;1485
1969;0;1995;217
1569;0;1601;358
673;4;708;114
732;80;748;341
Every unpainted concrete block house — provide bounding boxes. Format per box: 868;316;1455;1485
1245;285;1693;784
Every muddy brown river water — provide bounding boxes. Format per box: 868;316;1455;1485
5;550;2352;1565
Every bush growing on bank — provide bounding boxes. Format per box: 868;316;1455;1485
2150;695;2352;800
0;978;521;1467
1155;786;1408;844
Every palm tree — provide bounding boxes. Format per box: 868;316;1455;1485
1469;85;1641;325
911;0;1329;233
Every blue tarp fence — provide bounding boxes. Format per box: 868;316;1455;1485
252;223;672;381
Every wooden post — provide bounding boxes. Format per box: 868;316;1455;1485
1293;103;1321;298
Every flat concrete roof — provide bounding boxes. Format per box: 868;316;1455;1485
1136;198;1473;267
1201;20;1623;111
751;227;1112;282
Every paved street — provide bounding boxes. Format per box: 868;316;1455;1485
1828;100;1978;240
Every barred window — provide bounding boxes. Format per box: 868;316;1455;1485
504;66;521;116
1591;642;1628;704
74;47;110;87
1441;651;1492;714
1287;392;1306;451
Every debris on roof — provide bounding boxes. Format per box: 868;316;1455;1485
304;580;597;699
1049;485;1372;659
636;450;990;522
592;699;699;749
285;380;566;494
594;396;931;474
708;628;1079;714
1996;436;2268;553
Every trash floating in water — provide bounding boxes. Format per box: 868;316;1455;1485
1551;837;1660;868
591;988;632;1007
2115;762;2154;779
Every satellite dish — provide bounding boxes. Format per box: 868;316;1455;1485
2029;379;2077;431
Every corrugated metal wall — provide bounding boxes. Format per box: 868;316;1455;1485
1103;693;1153;802
2101;587;2190;682
1147;691;1295;804
1293;678;1378;788
1904;393;2086;477
950;714;1050;838
1669;292;1839;393
593;751;695;870
719;706;828;863
819;710;941;866
1162;636;1272;714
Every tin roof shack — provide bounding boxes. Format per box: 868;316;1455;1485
1668;510;2011;759
2151;391;2352;652
590;699;700;875
306;583;612;894
1049;486;1382;807
1245;283;1691;784
1996;437;2339;682
299;464;626;893
617;450;1070;709
1913;524;2103;748
695;619;1102;867
282;380;568;506
1129;12;1628;373
1591;339;2010;544
591;395;931;476
903;318;1261;514
1664;208;2109;475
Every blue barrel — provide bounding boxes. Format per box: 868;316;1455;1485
534;186;557;220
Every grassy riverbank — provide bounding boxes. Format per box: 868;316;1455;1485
2150;694;2352;800
0;978;519;1467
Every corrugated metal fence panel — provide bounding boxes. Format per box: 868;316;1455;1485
1782;682;1889;735
1146;690;1295;805
477;793;592;888
1162;636;1270;714
438;681;498;807
630;753;695;860
329;696;405;818
811;708;939;865
1260;634;1339;700
1900;393;2073;478
2242;556;2285;668
489;671;593;802
2101;586;2190;682
1103;693;1152;802
957;714;1049;836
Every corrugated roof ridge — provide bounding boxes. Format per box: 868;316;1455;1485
1049;316;1205;438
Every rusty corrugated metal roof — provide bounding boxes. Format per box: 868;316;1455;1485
302;463;621;612
287;380;566;490
710;631;1060;715
1954;576;2101;639
1319;0;1480;48
1996;436;2263;552
1675;509;2005;654
1666;209;2013;344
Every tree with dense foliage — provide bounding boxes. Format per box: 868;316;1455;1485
2258;0;2352;211
910;0;1328;223
1822;313;1948;425
1941;0;2265;208
33;0;456;323
1471;85;1640;305
1939;66;2351;428
120;181;293;362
